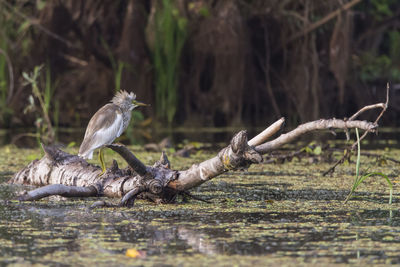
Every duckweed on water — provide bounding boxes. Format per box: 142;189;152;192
0;145;399;265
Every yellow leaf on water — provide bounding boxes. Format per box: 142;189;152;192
126;248;146;258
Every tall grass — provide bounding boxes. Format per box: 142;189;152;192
22;65;55;144
0;47;12;126
153;0;187;125
344;128;393;204
0;10;14;127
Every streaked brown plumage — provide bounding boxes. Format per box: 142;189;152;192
79;90;146;160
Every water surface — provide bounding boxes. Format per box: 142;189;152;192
0;140;399;265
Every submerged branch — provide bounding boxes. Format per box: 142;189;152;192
18;184;98;201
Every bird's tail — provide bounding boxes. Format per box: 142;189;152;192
78;150;93;160
78;142;94;159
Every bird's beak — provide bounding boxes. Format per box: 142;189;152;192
133;100;149;107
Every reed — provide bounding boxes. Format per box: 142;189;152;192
344;128;393;204
0;15;13;126
153;0;187;125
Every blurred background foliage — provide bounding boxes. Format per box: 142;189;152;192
0;0;399;131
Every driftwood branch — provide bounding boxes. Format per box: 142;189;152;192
248;117;284;146
10;116;379;205
10;91;388;205
255;119;377;154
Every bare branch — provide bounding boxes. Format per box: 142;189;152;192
107;144;148;176
282;0;362;48
323;84;389;175
248;118;285;146
348;103;386;121
255;119;377;154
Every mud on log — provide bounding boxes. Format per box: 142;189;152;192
9;117;379;206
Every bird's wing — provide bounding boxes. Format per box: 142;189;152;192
79;104;123;158
83;104;120;139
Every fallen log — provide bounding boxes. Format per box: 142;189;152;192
10;117;378;206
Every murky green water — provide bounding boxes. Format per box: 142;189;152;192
0;142;399;266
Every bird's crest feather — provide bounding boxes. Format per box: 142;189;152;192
111;90;136;106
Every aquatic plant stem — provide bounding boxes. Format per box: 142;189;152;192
344;128;361;203
344;128;393;204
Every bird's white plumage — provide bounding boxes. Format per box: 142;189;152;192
80;113;123;159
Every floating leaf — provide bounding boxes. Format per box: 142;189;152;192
126;248;146;259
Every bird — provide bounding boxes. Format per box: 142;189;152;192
78;90;148;174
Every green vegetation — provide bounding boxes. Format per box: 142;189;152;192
22;65;56;144
0;9;13;126
303;142;322;156
153;0;187;125
345;128;393;204
0;1;400;128
0;48;12;127
369;0;398;20
359;30;400;82
358;0;400;82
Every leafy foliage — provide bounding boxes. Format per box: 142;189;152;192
359;30;400;82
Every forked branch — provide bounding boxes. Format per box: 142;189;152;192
322;83;389;176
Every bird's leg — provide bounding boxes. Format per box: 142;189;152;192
98;148;106;175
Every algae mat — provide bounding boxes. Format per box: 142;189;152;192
0;144;399;266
